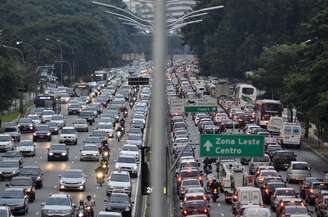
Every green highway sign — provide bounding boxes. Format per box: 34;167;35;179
185;106;217;113
200;134;264;158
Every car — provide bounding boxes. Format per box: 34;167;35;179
80;144;100;161
249;154;271;175
271;150;297;170
277;205;309;217
48;144;69;161
114;155;138;178
300;177;322;199
33;124;52;142
104;193;131;217
232;187;263;215
316;195;328;217
41;110;55;123
41;193;76;217
304;182;328;205
255;169;279;187
73;119;89;132
0;188;29;215
276;198;306;216
0;206;13;217
179;178;202;199
0;134;14;152
4;126;21;142
286;161;311;183
97;211;122;217
97;123;114;138
181;200;209;217
50;114;65;128
126;134;143;147
271;187;297;211
79;111;95;125
242;207;271;217
84;136;103;149
107;171;131;196
59;127;78;145
2;151;23;166
17;140;36;157
177;168;203;187
59;169;86;191
183;192;208;204
17;166;43;189
7;176;35;202
17;118;34;133
120;144;139;161
261;181;286;204
28;114;41;125
68;103;81;115
47;121;60;135
0;160;20;180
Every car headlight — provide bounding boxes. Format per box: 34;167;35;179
26;188;32;192
115;164;119;169
33;133;37;136
36;176;41;180
125;207;130;211
133;166;137;171
49;152;54;156
47;132;51;136
61;152;67;156
12;170;16;174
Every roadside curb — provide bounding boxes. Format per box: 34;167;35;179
303;142;328;164
1;105;35;130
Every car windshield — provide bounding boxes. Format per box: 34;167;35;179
110;194;129;203
52;116;63;120
181;171;199;177
118;157;136;164
244;208;270;217
313;183;328;190
183;180;200;186
0;135;11;141
284;206;307;214
63;171;82;178
43;111;55;115
61;128;76;134
46;197;71;206
20;168;40;175
292;163;309;170
111;174;129;182
19;118;32;123
10;178;33;186
268;183;285;191
83;145;98;151
184;201;206;208
0;190;24;198
85;137;101;143
276;189;295;196
0;161;18;167
75;120;87;124
261;171;278;177
99;124;112;129
242;88;254;95
128;135;141;140
36;125;49;131
253;156;270;162
51;145;66;150
3;151;21;157
122;146;138;151
20;141;33;147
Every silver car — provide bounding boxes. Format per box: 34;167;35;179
80;144;100;161
107;171;131;196
41;193;76;217
59;169;86;191
286;161;311;183
115;155;138;178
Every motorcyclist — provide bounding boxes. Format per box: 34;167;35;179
119;117;125;128
101;145;110;160
76;200;85;217
84;195;95;217
203;157;211;166
211;179;220;192
219;123;226;133
100;157;108;170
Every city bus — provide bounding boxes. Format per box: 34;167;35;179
233;83;257;107
34;95;57;110
255;99;283;127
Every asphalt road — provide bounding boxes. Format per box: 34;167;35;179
0;101;141;217
172;106;325;217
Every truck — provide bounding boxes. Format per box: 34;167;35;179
212;79;229;98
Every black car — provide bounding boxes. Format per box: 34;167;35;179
7;176;36;202
272;150;297;170
47;122;59;135
0;188;29;215
17;118;34;133
33;124;52;142
79;111;95;125
48;144;69;161
18;166;43;189
105;193;132;217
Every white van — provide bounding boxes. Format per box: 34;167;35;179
279;124;302;148
232;187;263;215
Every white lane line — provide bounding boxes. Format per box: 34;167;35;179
35;211;39;215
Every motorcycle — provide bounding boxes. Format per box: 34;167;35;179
211;187;219;202
85;206;93;217
123;110;128;118
96;170;105;186
129;101;134;108
102;150;110;160
203;164;212;175
116;130;122;141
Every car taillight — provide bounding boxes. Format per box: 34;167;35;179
204;208;208;213
214;188;218;193
310;188;314;193
265;188;269;193
177;177;182;182
182;209;188;215
198;176;202;181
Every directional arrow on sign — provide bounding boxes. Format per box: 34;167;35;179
203;140;213;152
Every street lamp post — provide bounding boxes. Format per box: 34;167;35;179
45;38;64;84
56;40;75;83
16;41;38;65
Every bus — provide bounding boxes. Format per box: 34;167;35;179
93;70;108;81
34;95;57;110
233;83;257;106
256;99;283;127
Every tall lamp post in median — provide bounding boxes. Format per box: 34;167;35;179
16;41;38;65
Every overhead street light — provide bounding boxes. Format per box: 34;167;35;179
167;12;208;27
16;41;38;65
105;10;151;29
168;19;204;32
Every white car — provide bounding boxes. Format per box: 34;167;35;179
120;144;139;161
126;134;143;147
28;114;41;125
107;170;131;196
59;169;86;191
59;127;77;145
115;155;138;178
41;110;56;123
80;144;100;161
50;115;65;128
0;134;14;151
73;119;89;132
97;123;114;138
18;140;36;157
